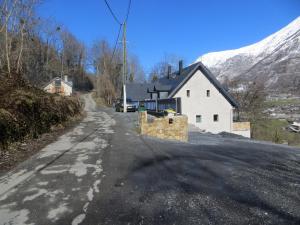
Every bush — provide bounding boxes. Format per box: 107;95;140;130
0;73;82;149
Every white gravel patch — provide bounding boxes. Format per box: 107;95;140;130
47;203;71;222
72;214;86;225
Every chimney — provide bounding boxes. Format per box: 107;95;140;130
64;75;68;82
179;60;183;75
167;65;172;79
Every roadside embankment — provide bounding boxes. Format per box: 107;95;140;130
0;73;83;169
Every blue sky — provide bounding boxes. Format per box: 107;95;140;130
38;0;300;72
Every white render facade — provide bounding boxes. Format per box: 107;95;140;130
174;69;233;134
43;77;73;96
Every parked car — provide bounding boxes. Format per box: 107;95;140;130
115;98;136;112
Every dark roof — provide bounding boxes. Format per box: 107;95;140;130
152;84;172;92
126;83;153;101
156;63;199;90
126;62;239;108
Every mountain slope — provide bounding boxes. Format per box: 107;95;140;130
196;17;300;94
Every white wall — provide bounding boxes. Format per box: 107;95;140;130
62;82;72;96
174;70;234;134
44;83;53;93
43;80;72;96
232;130;251;138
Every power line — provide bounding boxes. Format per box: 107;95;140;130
111;23;123;63
104;0;132;63
104;0;132;24
109;0;132;63
104;0;122;25
103;0;132;114
125;0;132;23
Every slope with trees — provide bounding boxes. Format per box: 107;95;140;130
91;39;146;105
0;0;90;152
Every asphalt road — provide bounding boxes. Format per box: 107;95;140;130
0;94;300;225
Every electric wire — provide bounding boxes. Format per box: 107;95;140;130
125;0;132;23
104;0;122;25
111;23;123;64
103;0;132;64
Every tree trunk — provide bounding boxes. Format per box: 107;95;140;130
5;24;11;76
16;24;26;73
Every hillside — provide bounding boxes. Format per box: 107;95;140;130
0;72;83;150
196;17;300;95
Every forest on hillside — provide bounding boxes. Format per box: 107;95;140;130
0;0;88;151
0;0;159;102
0;0;94;90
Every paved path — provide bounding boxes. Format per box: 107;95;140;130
1;94;300;225
0;94;115;225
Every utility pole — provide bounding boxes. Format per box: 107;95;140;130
60;51;64;80
122;22;127;113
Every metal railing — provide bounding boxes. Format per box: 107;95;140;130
140;98;181;114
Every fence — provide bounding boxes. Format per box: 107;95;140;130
140;98;181;114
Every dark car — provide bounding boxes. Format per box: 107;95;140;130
115;98;136;112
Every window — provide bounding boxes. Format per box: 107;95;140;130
213;114;219;122
186;90;190;97
196;115;202;123
206;90;210;97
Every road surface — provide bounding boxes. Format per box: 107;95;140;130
0;94;300;225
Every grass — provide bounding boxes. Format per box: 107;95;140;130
252;119;300;146
264;98;300;107
255;97;300;147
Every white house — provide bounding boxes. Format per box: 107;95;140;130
172;69;234;134
43;76;73;96
126;61;251;138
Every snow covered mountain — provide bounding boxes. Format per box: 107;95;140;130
196;17;300;95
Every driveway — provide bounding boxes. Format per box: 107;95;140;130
1;94;300;225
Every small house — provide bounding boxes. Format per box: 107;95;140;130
43;76;73;96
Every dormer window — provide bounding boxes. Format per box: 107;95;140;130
186;90;190;97
207;90;210;97
160;91;168;99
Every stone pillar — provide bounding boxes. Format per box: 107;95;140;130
139;111;147;134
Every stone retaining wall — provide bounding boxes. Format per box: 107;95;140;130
139;111;188;142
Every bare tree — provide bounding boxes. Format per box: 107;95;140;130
16;0;39;73
0;0;40;76
128;54;145;83
227;78;267;123
0;0;93;92
148;53;184;82
91;39;122;105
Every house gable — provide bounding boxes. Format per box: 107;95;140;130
43;77;72;96
168;62;238;108
173;69;234;133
